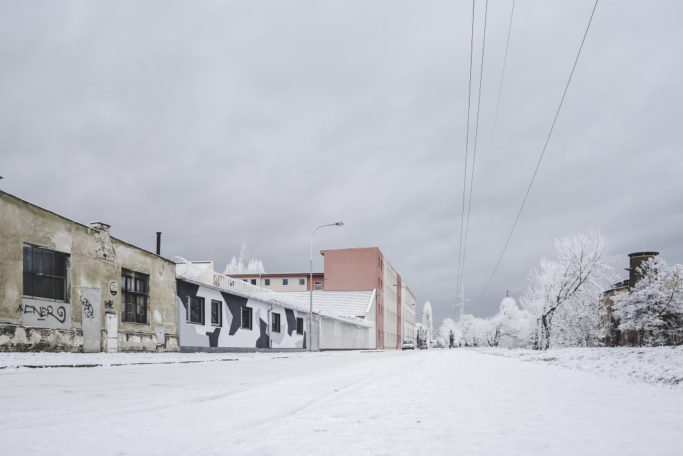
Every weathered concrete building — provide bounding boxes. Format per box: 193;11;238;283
0;192;178;352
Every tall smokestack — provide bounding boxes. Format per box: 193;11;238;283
156;232;161;255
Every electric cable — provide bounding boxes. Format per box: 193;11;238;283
473;0;600;306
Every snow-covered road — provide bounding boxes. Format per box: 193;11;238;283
1;350;681;455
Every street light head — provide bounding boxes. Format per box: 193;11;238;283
335;221;344;227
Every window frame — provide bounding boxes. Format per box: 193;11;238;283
210;299;222;326
241;306;253;330
282;278;289;286
265;278;271;286
296;317;304;335
121;269;149;324
188;296;205;325
22;243;69;302
299;278;305;286
272;313;281;333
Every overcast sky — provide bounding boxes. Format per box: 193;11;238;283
2;0;682;324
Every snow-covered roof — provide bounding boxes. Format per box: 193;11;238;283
174;258;373;327
273;290;375;320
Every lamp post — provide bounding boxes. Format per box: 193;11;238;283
309;221;343;351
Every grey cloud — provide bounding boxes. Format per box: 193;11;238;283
1;0;682;324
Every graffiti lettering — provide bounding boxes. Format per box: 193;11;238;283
104;300;114;309
81;297;95;319
17;303;67;324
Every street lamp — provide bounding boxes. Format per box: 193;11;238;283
309;221;343;351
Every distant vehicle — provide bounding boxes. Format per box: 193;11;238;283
419;342;428;349
402;340;415;350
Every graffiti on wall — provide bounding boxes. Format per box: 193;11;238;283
17;303;67;324
81;297;95;319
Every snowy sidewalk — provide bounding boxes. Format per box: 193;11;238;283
1;350;682;455
0;350;315;369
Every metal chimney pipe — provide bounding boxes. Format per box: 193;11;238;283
156;232;161;255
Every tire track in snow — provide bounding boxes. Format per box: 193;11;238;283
180;352;428;456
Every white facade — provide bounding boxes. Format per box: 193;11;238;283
177;279;308;350
382;261;400;349
401;285;416;343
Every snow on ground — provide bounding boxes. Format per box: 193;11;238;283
0;350;294;369
475;346;683;387
1;349;682;455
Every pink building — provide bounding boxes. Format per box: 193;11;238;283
321;247;402;350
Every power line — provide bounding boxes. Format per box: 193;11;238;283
455;0;477;307
473;0;600;306
488;0;516;158
457;0;490;310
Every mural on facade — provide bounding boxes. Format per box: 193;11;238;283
176;279;306;350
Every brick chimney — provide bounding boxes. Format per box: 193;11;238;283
627;251;659;289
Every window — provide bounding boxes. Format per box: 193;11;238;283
243;279;248;282
265;278;270;286
251;279;256;285
296;317;304;335
314;280;322;291
272;313;281;333
188;296;205;324
121;269;149;324
211;299;222;326
241;307;253;330
22;244;69;302
299;278;305;285
282;278;288;286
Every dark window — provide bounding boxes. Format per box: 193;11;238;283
250;279;256;285
299;278;305;285
241;307;253;330
283;278;288;286
272;313;281;333
314;280;322;291
243;279;248;282
265;278;270;286
296;317;304;335
188;296;205;324
22;244;69;302
211;299;221;326
121;269;149;324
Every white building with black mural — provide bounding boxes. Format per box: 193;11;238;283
176;277;308;351
175;260;375;351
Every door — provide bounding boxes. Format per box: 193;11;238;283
106;313;118;353
80;287;102;352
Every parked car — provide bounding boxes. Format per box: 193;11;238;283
419;342;428;349
402;340;415;350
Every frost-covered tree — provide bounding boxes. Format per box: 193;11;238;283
489;295;533;348
523;233;613;349
612;257;683;346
